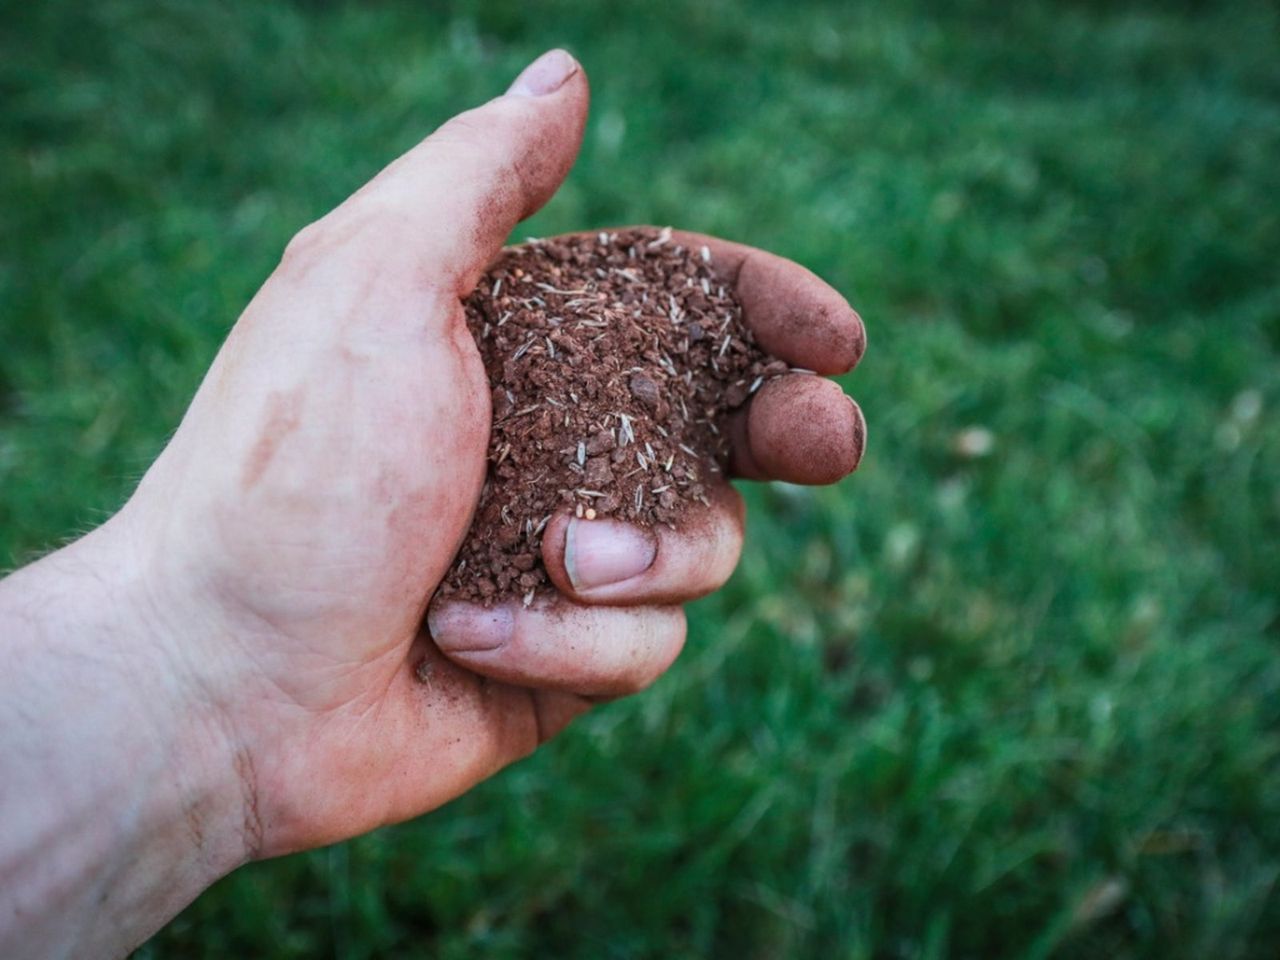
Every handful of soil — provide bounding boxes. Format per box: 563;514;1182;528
438;227;786;606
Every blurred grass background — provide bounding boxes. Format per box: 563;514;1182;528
3;0;1279;956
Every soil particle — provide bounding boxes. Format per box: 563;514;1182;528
438;227;782;605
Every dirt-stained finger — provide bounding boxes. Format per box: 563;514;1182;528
539;483;745;606
670;229;866;375
727;374;866;484
427;598;686;697
290;52;590;297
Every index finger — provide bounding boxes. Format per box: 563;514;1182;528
670;229;866;376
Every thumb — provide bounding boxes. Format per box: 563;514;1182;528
286;49;589;295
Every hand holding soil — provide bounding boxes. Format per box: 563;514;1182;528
439;226;864;608
0;48;866;959
430;226;866;691
55;49;865;856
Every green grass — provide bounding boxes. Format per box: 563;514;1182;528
3;1;1280;956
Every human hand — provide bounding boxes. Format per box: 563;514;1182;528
109;50;866;861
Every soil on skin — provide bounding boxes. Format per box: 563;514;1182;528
438;227;785;606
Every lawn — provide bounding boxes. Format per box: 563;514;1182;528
2;1;1279;957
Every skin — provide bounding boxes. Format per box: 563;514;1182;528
0;50;866;959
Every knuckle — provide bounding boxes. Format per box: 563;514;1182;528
279;201;403;274
279;216;335;272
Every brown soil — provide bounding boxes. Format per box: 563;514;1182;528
438;227;784;606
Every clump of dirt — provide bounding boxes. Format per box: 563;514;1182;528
438;227;786;606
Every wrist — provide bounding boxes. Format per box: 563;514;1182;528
72;512;257;870
0;516;251;956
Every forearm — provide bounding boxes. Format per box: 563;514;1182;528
0;521;246;959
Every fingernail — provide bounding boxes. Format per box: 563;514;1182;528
427;603;514;653
506;49;578;98
848;396;867;471
564;518;657;591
